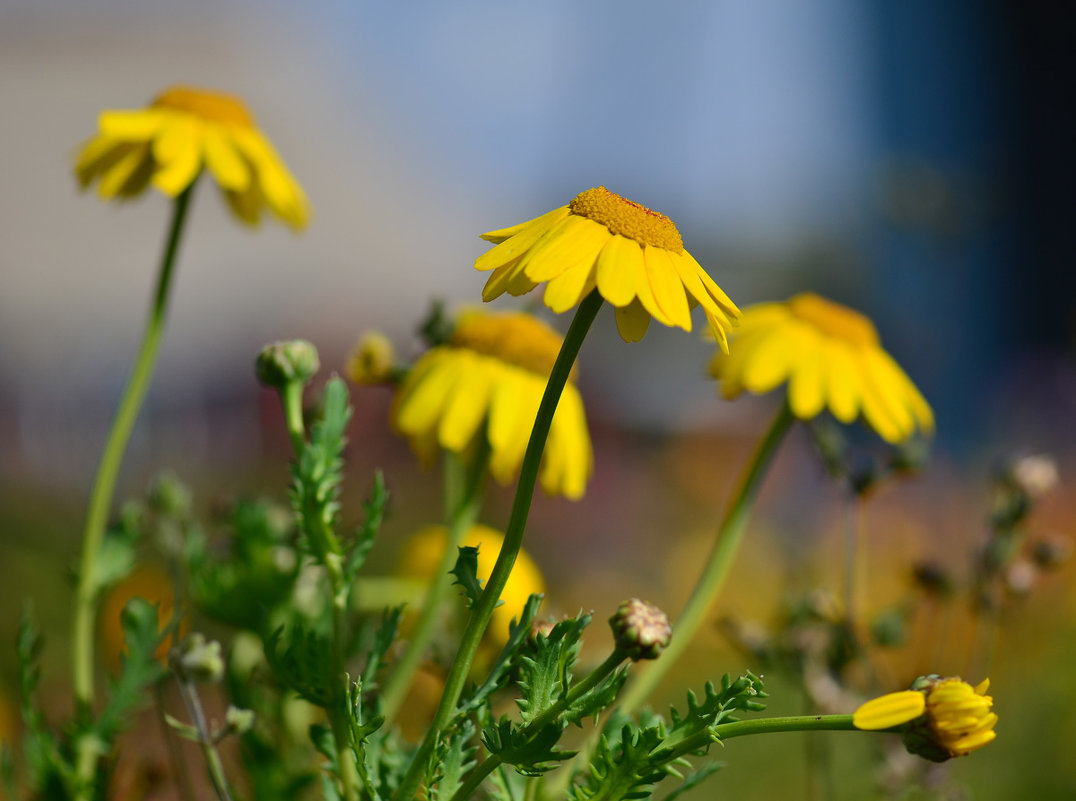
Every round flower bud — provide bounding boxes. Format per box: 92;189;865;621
255;340;320;388
225;705;256;736
1008;454;1058;499
347;332;397;385
170;633;225;683
608;598;672;661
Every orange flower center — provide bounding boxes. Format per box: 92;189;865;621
152;85;255;127
569;186;684;252
787;293;879;347
450;312;573;379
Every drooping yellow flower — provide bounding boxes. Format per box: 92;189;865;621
391;309;592;500
397;524;545;646
75;85;309;229
710;292;934;443
475;186;740;345
854;677;997;760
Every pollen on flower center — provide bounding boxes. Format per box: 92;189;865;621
788;292;879;346
152;85;255;127
450;312;571;379
569;186;684;253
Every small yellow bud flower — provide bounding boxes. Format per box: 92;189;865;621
854;676;997;762
347;332;397;385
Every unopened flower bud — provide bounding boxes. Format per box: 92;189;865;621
255;340;320;388
347;332;397;385
1009;454;1058;499
528;618;558;642
171;633;224;683
225;705;256;735
1004;560;1037;596
609;598;671;661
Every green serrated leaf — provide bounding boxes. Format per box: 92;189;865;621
450;546;483;609
483;719;573;778
431;720;477;801
264;624;336;707
95;597;171;740
361;607;403;690
460;594;544;717
344;471;388;582
516;614;589;725
162;713;200;741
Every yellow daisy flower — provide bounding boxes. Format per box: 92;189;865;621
397;524;545;646
391;309;593;500
475;186;740;345
854;677;997;759
710;292;934;443
75;85;309;229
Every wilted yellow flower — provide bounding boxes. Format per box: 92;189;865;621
392;309;592;499
710;293;933;443
99;564;184;667
854;677;997;760
397;524;545;646
476;186;740;345
76;85;309;229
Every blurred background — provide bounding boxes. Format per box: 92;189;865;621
2;0;1074;798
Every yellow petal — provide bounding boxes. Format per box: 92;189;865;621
151;116;204;196
643;246;692;331
480;205;569;244
741;324;802;394
96;144;152;199
394;354;459;438
595;235;644;307
684;251;741;319
231;127;309;228
788;345;825;419
543;386;591;499
614;299;652;342
853;690;925;730
823;341;862;424
75;136;126;187
438;355;495;451
543;259;598;313
487;371;538;481
860;348;916;440
475;206;571;272
482;260;538;302
520;215;604;283
667;250;723;321
203;125;251;191
98;109;167;141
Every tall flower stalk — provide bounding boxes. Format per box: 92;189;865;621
72;183;195;718
393;290;604;801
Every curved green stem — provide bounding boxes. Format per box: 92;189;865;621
448;649;626;801
72;184;195;722
670;714;857;759
393;290;604;801
619;401;796;714
382;447;487;723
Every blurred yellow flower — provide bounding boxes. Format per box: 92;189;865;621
710;293;933;443
99;564;183;668
476;186;740;345
397;524;545;646
392;309;592;500
854;677;997;759
347;332;397;385
75;85;309;229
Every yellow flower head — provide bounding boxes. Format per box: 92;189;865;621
397;524;545;646
854;676;997;761
476;187;740;345
710;292;934;443
75;85;310;229
391;309;593;500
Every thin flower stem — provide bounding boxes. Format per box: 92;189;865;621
447;649;626;801
618;401;796;714
281;381;306;454
175;675;235;801
668;714;858;759
393;291;604;801
382;447;487;723
71;185;195;799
